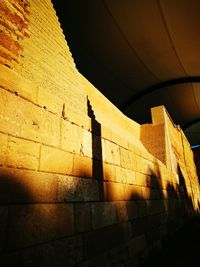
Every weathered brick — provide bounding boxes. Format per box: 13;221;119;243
0;167;58;203
0;89;60;146
40;146;73;175
73;154;92;178
7;136;40;170
135;172;149;187
115;166;127;183
112;143;120;166
101;125;112;140
58;176;99;202
136;156;153;175
65;109;88;128
130;151;137;171
82;129;92;157
8;203;74;250
75;203;91;233
37;87;63;114
0;132;8;166
120;147;132;169
102;139;120;165
124;184;142;200
103;162;116;182
91;202;117;229
107;182;124;201
126;169;136;185
0;65;37;103
61;120;84;154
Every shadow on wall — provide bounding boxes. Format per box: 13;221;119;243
87;98;104;201
0;101;199;267
0;168;78;266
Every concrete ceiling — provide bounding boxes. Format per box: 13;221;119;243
52;0;200;146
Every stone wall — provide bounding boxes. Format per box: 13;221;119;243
0;0;199;266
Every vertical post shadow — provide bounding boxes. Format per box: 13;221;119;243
87;98;104;201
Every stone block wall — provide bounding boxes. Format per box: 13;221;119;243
0;0;199;266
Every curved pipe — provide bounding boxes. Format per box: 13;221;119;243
120;76;200;110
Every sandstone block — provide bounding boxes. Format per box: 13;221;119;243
40;146;73;175
0;65;37;103
61;120;84;154
135;172;148;187
7;136;40;170
102;139;120;165
91;202;117;229
115;166;127;183
37;88;63;114
0;167;58;203
7;203;74;250
126;169;136;185
0;89;60;146
120;147;131;169
82;130;92;157
58;176;99;202
73;154;92;178
124;184;142;200
107;182;124;201
103;162;116;182
75;203;91;233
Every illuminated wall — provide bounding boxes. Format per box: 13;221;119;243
0;0;199;266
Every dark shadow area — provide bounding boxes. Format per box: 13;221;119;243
177;164;194;216
0;168;33;265
142;217;200;267
141;163;199;267
87;98;104;201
